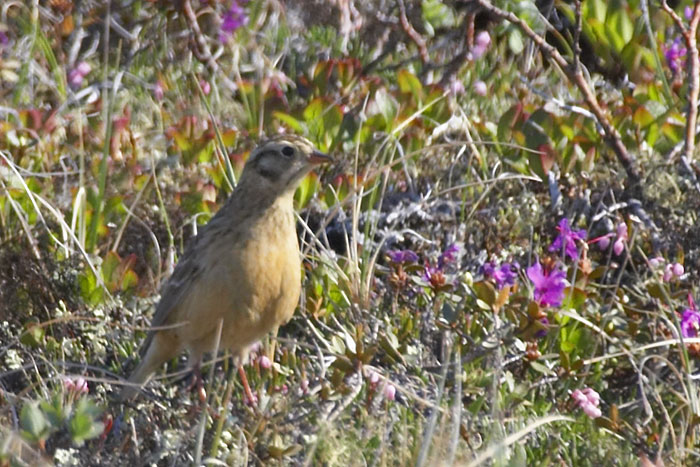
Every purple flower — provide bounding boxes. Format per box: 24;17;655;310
527;260;567;307
220;1;248;41
549;218;586;260
422;263;446;289
685;6;693;20
438;243;461;268
387;249;418;264
535;316;549;338
0;31;8;47
681;308;700;338
482;261;518;289
664;37;687;74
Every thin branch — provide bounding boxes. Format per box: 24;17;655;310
684;6;700;162
397;0;428;63
661;1;700;166
182;0;237;92
471;0;641;184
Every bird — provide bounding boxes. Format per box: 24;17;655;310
119;135;331;400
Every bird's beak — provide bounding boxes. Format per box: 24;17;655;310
308;150;332;165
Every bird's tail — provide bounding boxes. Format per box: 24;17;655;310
118;333;174;400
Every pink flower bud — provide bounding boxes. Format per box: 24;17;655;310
672;263;684;277
616;222;628;239
258;355;272;370
199;78;211;96
597;236;611;250
475;31;491;48
473;80;487;96
384;383;396;401
449;79;465;95
613;237;625;256
472;31;491;59
75;62;91;76
664;264;674;282
582;403;602;418
581;387;600;406
154;81;164;101
649;256;664;268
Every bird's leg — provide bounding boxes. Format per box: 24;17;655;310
238;365;257;407
186;361;205;399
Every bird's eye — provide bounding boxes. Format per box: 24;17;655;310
281;146;295;157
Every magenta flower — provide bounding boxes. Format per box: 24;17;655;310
220;1;248;41
422;262;446;288
681;299;700;338
387;249;419;264
549;218;586;260
438;243;461;268
527;260;566;307
664;37;687;74
482;261;518;289
571;387;602;419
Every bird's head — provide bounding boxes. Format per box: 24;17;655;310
241;135;332;195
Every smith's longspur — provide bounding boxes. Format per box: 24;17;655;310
120;135;331;400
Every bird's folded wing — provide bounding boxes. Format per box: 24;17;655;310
137;237;206;356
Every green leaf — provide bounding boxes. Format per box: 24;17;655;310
273;111;305;133
397;70;424;103
20;402;49;442
507;27;525;54
69;398;104;446
20;320;44;348
422;0;455;35
607;8;633;52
